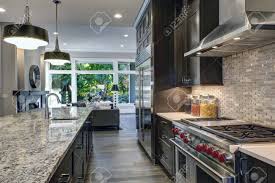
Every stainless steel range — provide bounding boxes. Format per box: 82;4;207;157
171;118;236;183
170;118;275;183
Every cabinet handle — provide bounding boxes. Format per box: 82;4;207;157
58;174;72;183
76;143;83;149
161;121;168;125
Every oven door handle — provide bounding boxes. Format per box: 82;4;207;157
170;138;236;183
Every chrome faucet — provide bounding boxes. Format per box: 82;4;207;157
45;93;61;119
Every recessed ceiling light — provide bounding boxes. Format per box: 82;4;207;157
63;42;67;46
196;52;202;55
120;44;125;48
53;32;59;35
0;8;6;13
233;37;241;40
114;13;123;19
124;34;129;38
212;46;218;49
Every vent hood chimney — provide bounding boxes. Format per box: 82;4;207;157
185;0;275;57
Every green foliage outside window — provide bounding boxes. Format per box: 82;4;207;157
50;63;71;70
77;74;113;101
50;62;132;104
51;74;72;104
77;63;113;70
118;74;129;103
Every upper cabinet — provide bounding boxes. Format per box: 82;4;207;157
186;0;223;85
136;4;152;56
174;0;191;86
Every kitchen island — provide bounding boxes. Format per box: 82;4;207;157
0;107;93;183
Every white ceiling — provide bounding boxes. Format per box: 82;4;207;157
0;0;144;53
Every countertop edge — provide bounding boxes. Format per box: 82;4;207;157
46;109;92;183
238;145;275;167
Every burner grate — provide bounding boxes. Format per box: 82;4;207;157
207;124;275;143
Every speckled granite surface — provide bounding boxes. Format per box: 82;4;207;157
0;107;92;183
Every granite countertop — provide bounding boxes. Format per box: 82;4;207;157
238;143;275;167
0;107;92;183
156;112;198;121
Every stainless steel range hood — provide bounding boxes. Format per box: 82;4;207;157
185;0;275;57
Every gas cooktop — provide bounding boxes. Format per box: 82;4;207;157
205;124;275;143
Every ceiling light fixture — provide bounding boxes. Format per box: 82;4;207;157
120;44;125;48
3;0;49;50
0;8;6;13
124;34;129;38
44;0;70;66
233;37;241;40
53;32;59;35
114;13;123;19
196;52;202;55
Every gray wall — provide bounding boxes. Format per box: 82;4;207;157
0;23;45;116
0;23;18;116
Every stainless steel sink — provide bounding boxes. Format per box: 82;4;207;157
51;117;79;121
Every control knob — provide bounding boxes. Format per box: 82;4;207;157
183;136;191;144
172;128;180;135
195;144;204;152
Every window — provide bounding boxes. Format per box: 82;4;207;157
77;74;113;102
50;74;72;104
118;74;130;103
77;63;113;70
118;62;135;71
50;63;71;70
46;59;136;104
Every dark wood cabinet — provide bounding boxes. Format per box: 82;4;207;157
156;116;174;176
186;0;223;85
50;120;93;183
239;153;275;183
174;0;191;86
136;3;152;55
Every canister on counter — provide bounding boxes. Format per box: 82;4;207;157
183;95;192;114
200;95;218;118
191;96;200;116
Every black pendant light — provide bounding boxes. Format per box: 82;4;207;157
3;0;49;50
44;0;70;65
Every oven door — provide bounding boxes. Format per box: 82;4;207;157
171;139;236;183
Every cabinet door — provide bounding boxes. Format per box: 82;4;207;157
74;131;85;182
50;150;73;183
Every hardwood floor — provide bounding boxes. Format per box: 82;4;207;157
85;114;172;183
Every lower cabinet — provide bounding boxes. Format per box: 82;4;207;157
156;116;175;176
50;121;93;183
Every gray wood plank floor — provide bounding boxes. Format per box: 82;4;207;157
85;114;172;183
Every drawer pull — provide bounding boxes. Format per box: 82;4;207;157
76;143;83;149
58;174;72;183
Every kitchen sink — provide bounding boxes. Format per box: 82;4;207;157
51;117;79;121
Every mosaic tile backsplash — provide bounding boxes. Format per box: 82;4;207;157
192;43;275;124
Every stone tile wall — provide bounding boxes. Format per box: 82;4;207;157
192;43;275;125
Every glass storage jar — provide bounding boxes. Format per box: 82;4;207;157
183;95;192;114
200;95;218;118
191;96;200;116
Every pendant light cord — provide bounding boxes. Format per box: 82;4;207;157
24;0;31;24
54;0;61;51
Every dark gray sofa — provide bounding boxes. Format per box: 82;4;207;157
91;109;120;129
